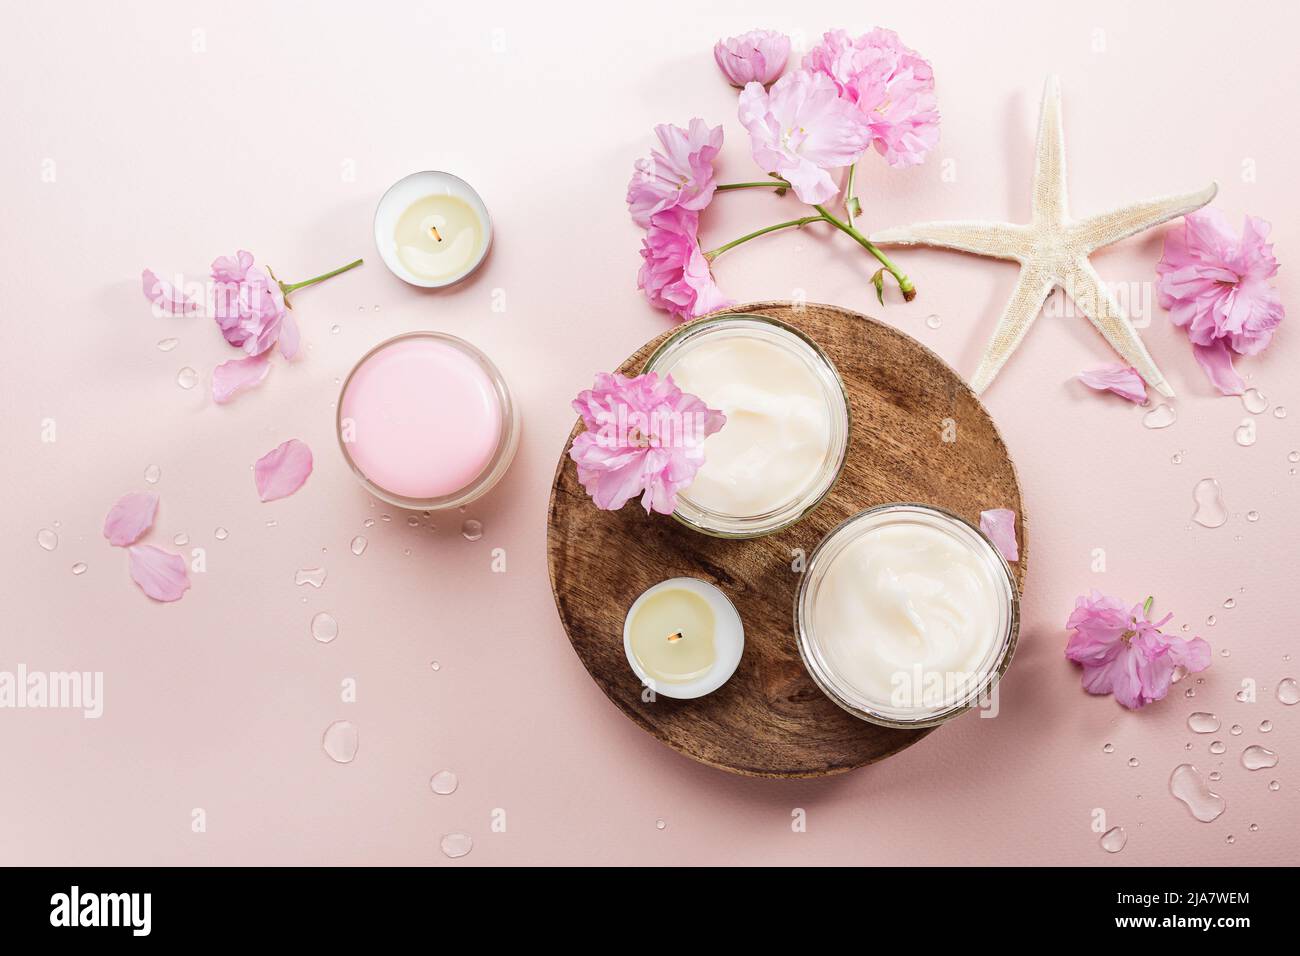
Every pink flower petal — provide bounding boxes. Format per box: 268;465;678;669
254;439;313;502
1076;364;1147;404
979;508;1019;562
278;310;301;361
141;269;198;316
1192;340;1245;396
127;545;191;602
102;491;159;547
212;353;271;405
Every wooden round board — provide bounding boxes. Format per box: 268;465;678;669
547;301;1027;778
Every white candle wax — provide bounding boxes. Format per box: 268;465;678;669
623;578;744;699
374;171;492;287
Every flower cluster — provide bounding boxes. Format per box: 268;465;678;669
1156;210;1284;395
1065;591;1210;709
626;27;940;321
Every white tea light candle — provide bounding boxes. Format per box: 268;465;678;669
374;171;492;287
796;504;1019;728
623;577;744;699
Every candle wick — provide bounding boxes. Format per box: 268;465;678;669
667;631;684;643
430;226;442;242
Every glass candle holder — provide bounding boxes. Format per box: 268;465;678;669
337;331;520;510
795;503;1020;728
642;315;850;538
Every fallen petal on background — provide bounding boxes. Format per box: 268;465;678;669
278;311;301;361
127;545;191;602
102;491;159;547
1192;341;1245;396
1076;364;1147;404
254;439;314;502
212;353;271;404
980;508;1019;562
141;268;198;315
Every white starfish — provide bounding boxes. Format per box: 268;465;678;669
870;76;1216;398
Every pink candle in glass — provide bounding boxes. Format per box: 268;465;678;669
338;332;519;509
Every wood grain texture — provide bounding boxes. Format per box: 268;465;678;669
547;302;1028;778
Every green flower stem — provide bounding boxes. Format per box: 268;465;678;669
714;179;792;192
812;205;916;301
703;216;824;260
844;164;857;228
279;258;364;297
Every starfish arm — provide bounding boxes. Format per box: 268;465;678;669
1067;182;1218;250
1031;75;1069;226
969;265;1057;394
1066;258;1174;398
869;221;1032;261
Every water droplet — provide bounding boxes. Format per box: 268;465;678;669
71;562;87;575
1209;770;1222;781
1171;451;1184;464
461;519;483;541
924;314;942;329
1143;403;1177;429
177;366;198;389
1181;623;1190;632
1233;418;1257;446
1207;615;1217;627
1245;511;1259;523
1184;741;1193;750
322;720;358;763
1242;388;1269;414
1242;746;1278;771
1103;743;1115;753
311;611;339;644
156;337;179;352
1223;597;1237;609
350;535;368;556
214;527;229;540
1184;687;1196;698
440;833;473;859
1277;678;1299;705
1209;740;1226;755
144;464;161;484
1259;719;1272;733
1191;478;1228;528
37;528;58;551
1231;724;1243;736
1269;780;1281;791
363;518;375;528
172;532;188;546
1169;764;1226;822
1249;823;1259;832
430;660;441;671
430;770;458;795
1226;834;1236;845
380;514;391;523
1187;712;1220;734
330;324;341;334
406;515;420;528
655;819;667;831
295;567;327;588
1275;406;1288;419
1289;451;1300;464
403;547;411;556
265;519;277;529
1099;826;1127;853
1128;756;1139;767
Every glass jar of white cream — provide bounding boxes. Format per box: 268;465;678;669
642;315;850;538
796;504;1020;728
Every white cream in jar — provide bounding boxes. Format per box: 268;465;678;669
797;504;1019;727
645;316;849;537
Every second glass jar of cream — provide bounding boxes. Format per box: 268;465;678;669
643;315;849;538
796;504;1020;728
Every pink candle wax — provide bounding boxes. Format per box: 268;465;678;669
339;335;506;503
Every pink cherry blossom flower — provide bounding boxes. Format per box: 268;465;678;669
569;371;726;515
102;491;159;547
637;207;733;321
979;508;1018;562
1156;210;1284;395
127;545;191;603
210;250;296;359
803;28;940;168
1065;591;1211;709
738;69;874;205
626;119;724;229
1076;364;1147;404
714;30;791;88
254;439;314;502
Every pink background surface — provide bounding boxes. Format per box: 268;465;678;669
2;1;1297;865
